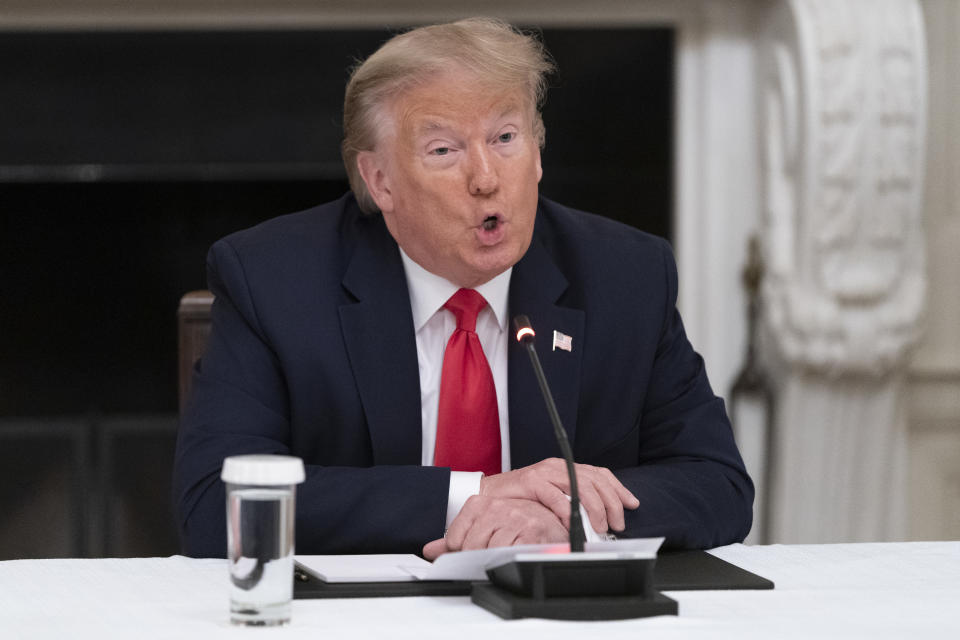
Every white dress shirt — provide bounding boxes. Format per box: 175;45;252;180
399;249;512;529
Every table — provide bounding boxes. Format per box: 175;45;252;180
2;542;958;639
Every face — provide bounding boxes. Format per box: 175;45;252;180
357;70;543;288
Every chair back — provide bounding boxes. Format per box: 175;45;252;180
177;290;214;413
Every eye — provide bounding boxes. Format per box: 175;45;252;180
431;146;450;156
498;132;515;143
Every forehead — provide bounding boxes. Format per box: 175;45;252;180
390;71;532;137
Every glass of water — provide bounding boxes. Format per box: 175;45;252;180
221;455;305;626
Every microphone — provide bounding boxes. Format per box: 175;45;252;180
512;314;586;552
470;316;677;620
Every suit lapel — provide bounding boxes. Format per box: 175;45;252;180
339;216;423;465
507;233;585;469
336;210;586;469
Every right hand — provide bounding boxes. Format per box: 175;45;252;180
423;495;568;560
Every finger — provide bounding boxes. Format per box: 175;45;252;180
578;466;629;531
593;467;640;509
573;477;610;533
444;495;483;550
596;466;640;509
422;538;449;561
487;526;520;549
591;475;626;532
460;516;497;551
543;457;571;491
531;483;573;529
532;461;612;531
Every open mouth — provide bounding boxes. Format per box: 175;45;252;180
475;214;506;246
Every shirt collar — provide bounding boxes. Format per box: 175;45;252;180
399;248;512;333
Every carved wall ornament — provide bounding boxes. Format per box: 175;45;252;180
760;0;927;376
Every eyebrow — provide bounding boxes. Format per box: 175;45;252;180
418;120;451;134
415;106;525;137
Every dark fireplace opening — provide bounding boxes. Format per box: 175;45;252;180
2;179;347;415
0;27;672;557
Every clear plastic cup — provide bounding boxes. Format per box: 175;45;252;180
221;455;305;626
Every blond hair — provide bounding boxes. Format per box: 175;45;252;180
341;17;554;213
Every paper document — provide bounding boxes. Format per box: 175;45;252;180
295;554;427;582
296;537;664;583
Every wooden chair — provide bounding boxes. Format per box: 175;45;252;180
177;290;214;413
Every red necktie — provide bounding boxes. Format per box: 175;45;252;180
434;288;501;476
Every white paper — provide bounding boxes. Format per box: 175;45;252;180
417;543;558;580
296;554;428;582
296;537;664;583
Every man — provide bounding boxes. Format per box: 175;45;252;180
174;18;753;559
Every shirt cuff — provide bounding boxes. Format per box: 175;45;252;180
580;503;615;542
445;471;483;530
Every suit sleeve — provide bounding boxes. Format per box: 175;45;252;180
172;239;449;558
613;240;754;549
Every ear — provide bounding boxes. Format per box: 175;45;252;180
357;151;394;213
535;146;543;183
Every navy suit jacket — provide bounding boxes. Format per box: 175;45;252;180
173;193;753;557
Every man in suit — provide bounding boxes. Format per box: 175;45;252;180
174;18;753;559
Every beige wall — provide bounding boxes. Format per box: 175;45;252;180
908;0;960;541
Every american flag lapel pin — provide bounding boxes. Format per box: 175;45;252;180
552;330;573;352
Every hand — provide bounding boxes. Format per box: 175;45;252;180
422;496;567;560
479;458;640;534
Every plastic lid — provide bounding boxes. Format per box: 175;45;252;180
221;455;306;485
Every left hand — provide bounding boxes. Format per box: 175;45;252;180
479;458;639;534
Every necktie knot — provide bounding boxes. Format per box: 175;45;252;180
444;288;487;333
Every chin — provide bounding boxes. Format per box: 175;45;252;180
469;254;520;284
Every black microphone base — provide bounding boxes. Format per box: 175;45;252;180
471;584;677;621
472;557;678;620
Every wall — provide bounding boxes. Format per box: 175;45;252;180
908;0;960;541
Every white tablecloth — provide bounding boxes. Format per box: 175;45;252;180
1;542;958;639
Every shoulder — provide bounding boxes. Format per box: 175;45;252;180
206;192;385;279
533;197;676;295
202;192;397;317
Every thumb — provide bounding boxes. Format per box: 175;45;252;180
422;538;449;561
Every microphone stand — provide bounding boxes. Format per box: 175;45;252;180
513;316;586;552
469;316;677;620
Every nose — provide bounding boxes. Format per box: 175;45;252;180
467;145;498;196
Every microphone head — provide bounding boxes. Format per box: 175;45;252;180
513;315;535;344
